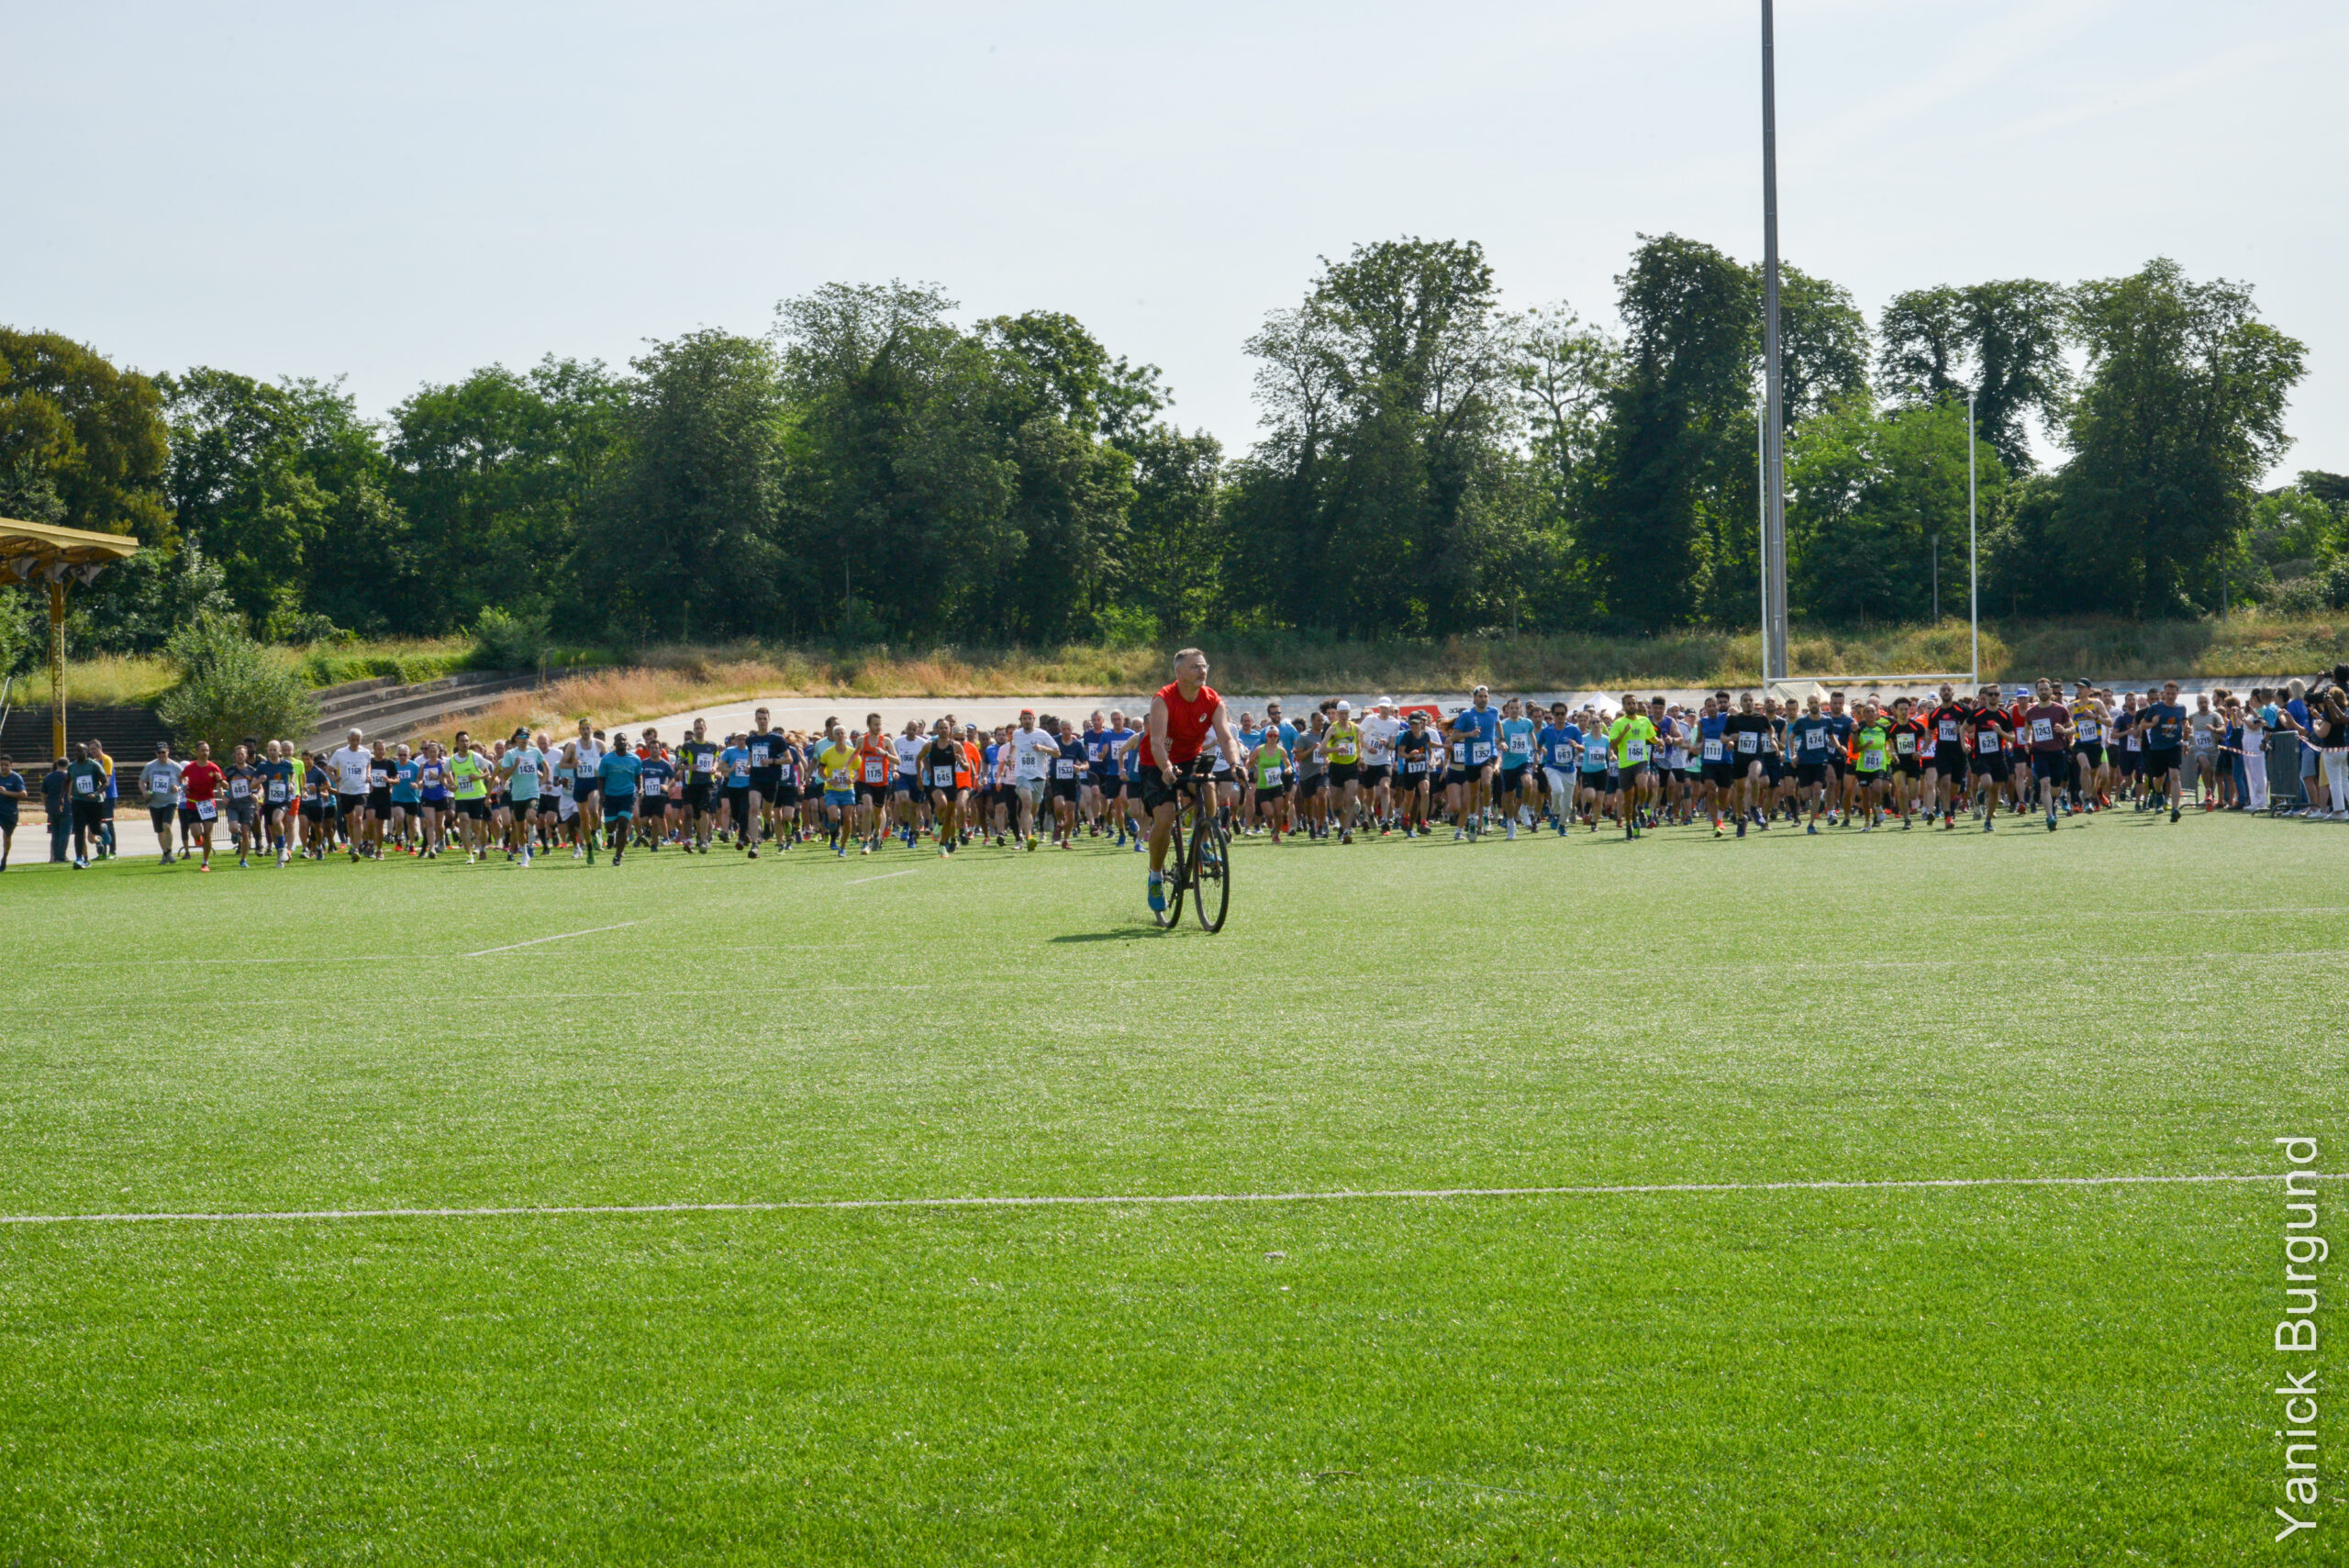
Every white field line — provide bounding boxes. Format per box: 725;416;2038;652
29;944;2349;976
3;1171;2332;1228
464;922;640;957
843;870;918;885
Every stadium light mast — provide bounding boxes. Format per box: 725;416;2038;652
1758;0;1790;686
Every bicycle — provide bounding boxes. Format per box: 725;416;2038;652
1152;756;1230;933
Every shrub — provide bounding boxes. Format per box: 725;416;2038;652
472;605;551;670
2268;573;2329;616
155;613;318;753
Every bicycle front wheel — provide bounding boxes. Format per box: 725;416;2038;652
1154;810;1188;929
1189;806;1230;932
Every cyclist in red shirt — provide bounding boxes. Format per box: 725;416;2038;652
1140;648;1243;913
177;741;228;872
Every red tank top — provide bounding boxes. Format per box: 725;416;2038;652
1139;681;1221;768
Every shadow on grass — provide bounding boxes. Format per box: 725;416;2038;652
1051;926;1166;943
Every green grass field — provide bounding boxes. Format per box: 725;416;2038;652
1;812;2338;1564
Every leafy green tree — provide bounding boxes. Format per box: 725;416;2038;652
1229;238;1520;634
1580;234;1755;628
2050;260;2305;615
1787;395;2005;623
159;370;406;635
577;330;791;643
1878;281;2070;473
1773;264;1871;428
154;610;317;753
774;282;1017;640
0;328;171;539
1117;425;1225;636
1511;306;1616;624
387;358;621;633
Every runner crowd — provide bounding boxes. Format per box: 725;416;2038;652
6;670;2346;873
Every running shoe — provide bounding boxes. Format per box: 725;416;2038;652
1146;875;1165;913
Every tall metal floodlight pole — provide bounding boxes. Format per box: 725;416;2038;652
1967;389;1979;686
1758;0;1790;686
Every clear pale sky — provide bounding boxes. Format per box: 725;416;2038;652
8;0;2341;479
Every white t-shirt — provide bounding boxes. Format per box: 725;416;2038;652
1361;715;1403;765
328;746;373;795
1011;727;1059;782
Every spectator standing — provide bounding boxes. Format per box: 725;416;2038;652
41;757;69;862
0;756;24;870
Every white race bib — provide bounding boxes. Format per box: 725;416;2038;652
1737;731;1759;755
1977;731;2001;754
1862;749;1885;771
2031;717;2054;743
931;766;955;788
195;800;217;821
1702;739;1724;761
1624;740;1649;764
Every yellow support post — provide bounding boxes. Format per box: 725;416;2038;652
50;576;67;763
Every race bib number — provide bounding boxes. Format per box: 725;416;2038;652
862;759;887;783
1405;760;1426;774
371;768;392;788
2031;717;2054;743
229;778;250;798
2126;735;2141;751
2078;721;2099;742
931;766;955;788
266;781;288;803
195;800;217;820
1623;740;1649;764
1470;741;1493;764
1977;731;2001;754
1862;749;1885;771
1702;739;1723;762
1895;732;1915;754
74;775;95;795
1737;732;1758;755
1938;719;1960;742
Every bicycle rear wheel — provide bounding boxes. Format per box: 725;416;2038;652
1153;808;1188;929
1189;803;1230;932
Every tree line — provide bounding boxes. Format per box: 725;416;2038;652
0;238;2335;669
